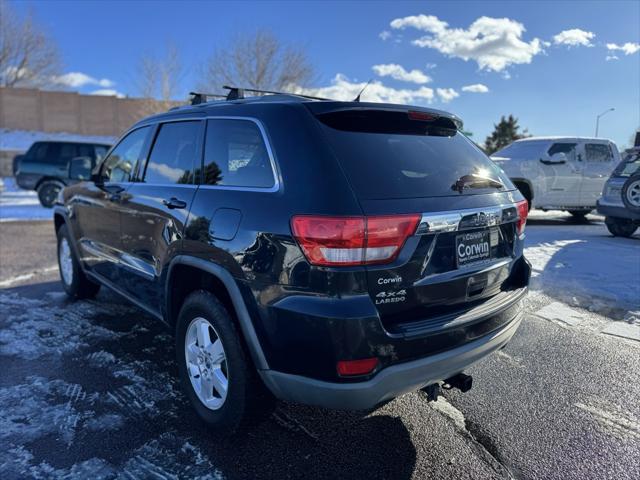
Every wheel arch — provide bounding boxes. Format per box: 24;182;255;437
166;256;269;370
35;176;67;191
511;178;534;204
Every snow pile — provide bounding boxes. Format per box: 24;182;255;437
0;128;115;152
525;222;640;318
0;176;51;221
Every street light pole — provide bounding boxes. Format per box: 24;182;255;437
595;108;615;137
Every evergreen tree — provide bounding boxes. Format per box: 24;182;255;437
483;115;530;155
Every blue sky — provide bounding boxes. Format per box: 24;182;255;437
11;0;640;148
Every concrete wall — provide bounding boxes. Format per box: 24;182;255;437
0;87;173;137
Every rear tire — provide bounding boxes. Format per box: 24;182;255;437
175;290;273;434
56;224;101;298
568;209;592;219
605;217;637;238
38;180;64;208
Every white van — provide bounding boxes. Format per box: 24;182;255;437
491;137;620;217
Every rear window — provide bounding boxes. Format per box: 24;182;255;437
315;111;513;199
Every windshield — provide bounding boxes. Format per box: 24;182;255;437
613;151;640;177
493;141;546;159
316;112;513;199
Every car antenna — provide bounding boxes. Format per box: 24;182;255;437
353;79;372;102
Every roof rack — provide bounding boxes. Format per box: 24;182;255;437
189;86;331;105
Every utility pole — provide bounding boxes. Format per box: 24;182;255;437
595;108;615;137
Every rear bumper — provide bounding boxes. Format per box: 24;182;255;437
259;313;522;410
15;173;40;190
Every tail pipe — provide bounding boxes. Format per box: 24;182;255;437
421;372;473;402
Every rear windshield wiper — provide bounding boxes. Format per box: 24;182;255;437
451;174;505;193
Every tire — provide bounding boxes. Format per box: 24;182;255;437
175;290;273;434
621;174;640;214
37;180;64;208
56;224;101;299
605;217;637;238
568;209;592;219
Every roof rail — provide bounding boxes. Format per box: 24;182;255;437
222;85;330;101
189;91;228;105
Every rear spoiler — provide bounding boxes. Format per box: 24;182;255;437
304;101;463;131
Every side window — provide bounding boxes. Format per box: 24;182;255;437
202;119;275;188
94;145;109;162
58;143;78;164
101;127;150;183
585;143;612;162
548;143;577;162
143;121;200;184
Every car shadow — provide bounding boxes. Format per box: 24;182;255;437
0;281;417;479
524;222;639;319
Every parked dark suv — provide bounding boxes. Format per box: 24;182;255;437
53;90;531;432
15;140;111;207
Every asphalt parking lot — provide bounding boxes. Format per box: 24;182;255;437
1;219;639;480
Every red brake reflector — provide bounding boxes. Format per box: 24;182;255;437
408;110;436;122
337;358;379;376
515;200;528;235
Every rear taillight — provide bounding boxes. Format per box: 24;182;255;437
291;214;420;266
516;200;528;235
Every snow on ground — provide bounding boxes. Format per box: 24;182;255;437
525;211;640;319
0;128;115;152
0;176;51;222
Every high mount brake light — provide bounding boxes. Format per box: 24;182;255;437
515;200;528;235
408;110;436;122
291;214;420;266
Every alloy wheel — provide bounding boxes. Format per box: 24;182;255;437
185;317;229;410
59;237;73;286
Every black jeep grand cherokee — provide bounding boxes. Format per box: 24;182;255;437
54;91;530;432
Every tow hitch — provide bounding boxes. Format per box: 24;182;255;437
421;373;473;402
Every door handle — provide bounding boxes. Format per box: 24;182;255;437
163;197;187;209
539;159;566;165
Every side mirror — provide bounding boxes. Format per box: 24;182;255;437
550;152;567;163
68;156;93;180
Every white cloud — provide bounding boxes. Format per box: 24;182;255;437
436;88;459;103
461;83;489;93
53;72;115;88
372;63;431;84
553;29;595;47
89;89;124;98
425;63;437;69
379;30;392;41
606;42;640;55
295;74;435;104
606;55;619;61
390;14;542;72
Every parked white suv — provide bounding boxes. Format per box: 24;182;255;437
491;137;620;217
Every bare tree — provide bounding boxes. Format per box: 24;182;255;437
0;0;62;87
198;29;314;94
134;43;184;115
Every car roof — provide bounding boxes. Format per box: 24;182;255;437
133;94;464;129
512;136;612;143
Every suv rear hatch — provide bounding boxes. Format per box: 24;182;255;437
306;103;529;337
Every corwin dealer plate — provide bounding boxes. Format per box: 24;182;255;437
456;230;491;267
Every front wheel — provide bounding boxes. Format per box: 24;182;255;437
605;217;637;238
37;180;64;208
176;290;273;434
57;224;101;298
